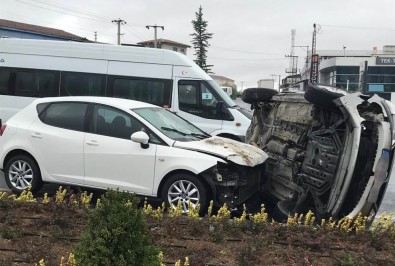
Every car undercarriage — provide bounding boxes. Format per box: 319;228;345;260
244;84;395;220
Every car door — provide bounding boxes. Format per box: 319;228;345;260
83;104;157;195
29;102;87;184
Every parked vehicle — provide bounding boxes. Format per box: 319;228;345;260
0;97;267;213
243;84;395;220
221;86;233;96
0;38;250;141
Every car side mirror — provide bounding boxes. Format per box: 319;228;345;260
131;131;149;149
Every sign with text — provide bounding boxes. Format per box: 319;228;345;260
376;57;395;65
310;54;319;84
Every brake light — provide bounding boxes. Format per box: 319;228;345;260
0;124;6;136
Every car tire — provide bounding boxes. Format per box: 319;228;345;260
304;84;348;110
4;155;43;194
242;88;278;104
161;173;208;215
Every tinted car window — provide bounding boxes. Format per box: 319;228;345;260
89;105;160;143
41;102;88;131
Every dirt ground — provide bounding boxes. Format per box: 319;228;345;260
1;197;395;266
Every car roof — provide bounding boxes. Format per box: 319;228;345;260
31;96;159;110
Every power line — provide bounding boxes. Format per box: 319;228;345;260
209;57;287;61
14;0;111;24
319;24;395;32
25;0;114;21
1;10;115;41
211;45;283;55
124;25;148;42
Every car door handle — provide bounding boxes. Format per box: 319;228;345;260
86;140;99;146
31;132;42;139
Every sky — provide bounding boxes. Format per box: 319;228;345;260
1;0;395;89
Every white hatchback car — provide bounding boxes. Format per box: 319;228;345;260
0;97;267;212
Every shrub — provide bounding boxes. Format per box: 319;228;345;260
74;189;160;266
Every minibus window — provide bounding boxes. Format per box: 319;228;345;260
0;69;11;95
36;71;59;97
61;72;105;97
111;77;171;108
178;80;233;120
15;71;35;96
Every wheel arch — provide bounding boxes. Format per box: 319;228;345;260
156;169;214;200
3;149;41;175
217;133;242;141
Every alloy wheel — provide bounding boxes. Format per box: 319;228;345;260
167;179;200;213
8;160;33;190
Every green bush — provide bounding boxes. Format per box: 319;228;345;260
74;190;160;266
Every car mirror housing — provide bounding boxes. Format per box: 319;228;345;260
131;131;149;148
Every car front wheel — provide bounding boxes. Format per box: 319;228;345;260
161;173;208;215
5;155;43;193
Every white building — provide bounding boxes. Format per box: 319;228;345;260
301;46;395;99
257;79;275;90
137;39;190;55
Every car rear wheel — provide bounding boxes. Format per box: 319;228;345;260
5;155;43;194
161;173;208;215
242;88;278;104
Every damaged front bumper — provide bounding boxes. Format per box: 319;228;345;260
201;161;264;209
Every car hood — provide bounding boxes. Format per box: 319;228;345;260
173;136;268;167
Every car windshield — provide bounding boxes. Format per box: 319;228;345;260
132;107;210;142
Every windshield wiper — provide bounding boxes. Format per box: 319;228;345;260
189;132;210;139
161;127;188;136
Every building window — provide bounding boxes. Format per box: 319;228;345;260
367;66;395;92
173;47;178;52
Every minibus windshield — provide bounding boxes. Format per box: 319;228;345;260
206;80;237;107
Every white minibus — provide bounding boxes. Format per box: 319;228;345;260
0;38;251;141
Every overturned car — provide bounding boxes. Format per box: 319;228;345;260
243;84;395;220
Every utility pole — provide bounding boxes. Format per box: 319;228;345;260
94;31;97;42
310;23;318;84
112;19;126;45
271;74;281;92
146;24;164;48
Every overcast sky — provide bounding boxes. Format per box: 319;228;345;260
2;0;395;89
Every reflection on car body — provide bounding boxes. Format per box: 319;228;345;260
244;84;395;220
0;97;267;214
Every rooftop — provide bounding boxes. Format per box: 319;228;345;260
0;19;90;42
138;38;191;48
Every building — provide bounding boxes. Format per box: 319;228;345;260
0;19;90;42
301;46;395;99
210;74;235;87
137;39;190;55
257;79;275;90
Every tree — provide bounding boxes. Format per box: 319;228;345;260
191;5;213;73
